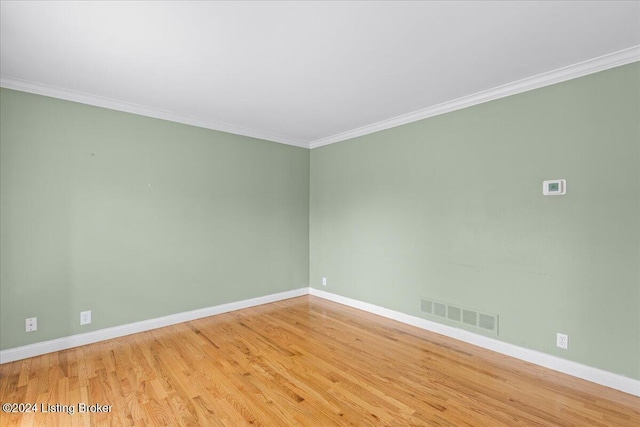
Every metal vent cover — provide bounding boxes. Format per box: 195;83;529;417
434;302;447;317
447;306;461;322
462;309;477;326
420;299;433;314
478;313;496;331
420;297;499;335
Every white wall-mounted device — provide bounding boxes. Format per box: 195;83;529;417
80;310;92;325
543;179;566;195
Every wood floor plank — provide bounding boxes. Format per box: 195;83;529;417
1;295;639;426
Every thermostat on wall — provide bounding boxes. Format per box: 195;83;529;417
543;179;566;195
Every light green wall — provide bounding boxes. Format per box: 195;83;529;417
310;63;640;380
2;64;639;381
0;88;309;350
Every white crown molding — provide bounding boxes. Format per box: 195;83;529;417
309;288;640;397
0;287;308;364
309;45;640;149
2;46;638;150
0;76;309;149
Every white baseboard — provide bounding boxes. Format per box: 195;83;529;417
309;288;640;397
0;287;308;364
2;286;638;397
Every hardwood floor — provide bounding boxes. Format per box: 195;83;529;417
1;296;638;426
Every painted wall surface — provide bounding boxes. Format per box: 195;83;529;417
0;88;309;349
310;63;640;380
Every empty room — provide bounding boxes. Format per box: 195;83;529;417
1;1;639;426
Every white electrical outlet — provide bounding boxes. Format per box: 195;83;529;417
322;277;327;286
557;333;568;349
80;310;91;325
26;317;37;332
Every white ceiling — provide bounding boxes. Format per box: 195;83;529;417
1;1;639;148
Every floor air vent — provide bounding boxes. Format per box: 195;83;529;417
420;298;499;335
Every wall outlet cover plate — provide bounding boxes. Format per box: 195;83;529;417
80;310;92;325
